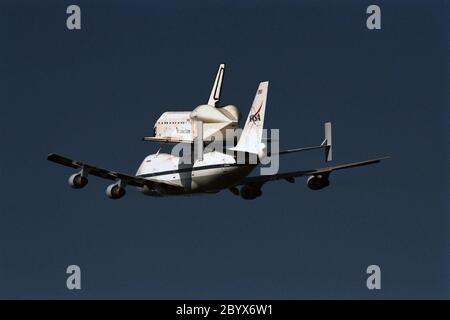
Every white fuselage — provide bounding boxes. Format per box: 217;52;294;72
135;151;255;196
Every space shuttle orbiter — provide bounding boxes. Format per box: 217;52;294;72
143;64;241;144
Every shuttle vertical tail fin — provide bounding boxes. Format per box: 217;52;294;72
207;64;225;107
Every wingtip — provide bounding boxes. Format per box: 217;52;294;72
372;156;391;164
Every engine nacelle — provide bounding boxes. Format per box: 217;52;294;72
106;183;126;199
240;185;262;200
68;173;88;189
307;175;330;190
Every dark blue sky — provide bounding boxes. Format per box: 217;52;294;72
0;0;448;299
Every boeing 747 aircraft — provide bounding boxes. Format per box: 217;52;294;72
47;68;388;200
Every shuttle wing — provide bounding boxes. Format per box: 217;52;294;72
142;136;194;144
237;157;389;187
47;153;152;188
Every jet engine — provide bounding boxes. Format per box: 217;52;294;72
68;173;88;189
240;185;262;200
307;175;330;190
106;183;126;199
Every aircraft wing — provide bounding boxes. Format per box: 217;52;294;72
237;156;390;187
47;153;151;188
